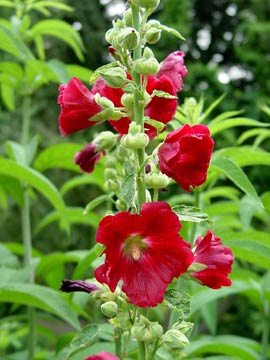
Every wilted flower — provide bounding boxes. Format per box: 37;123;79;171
94;202;194;307
58;77;103;136
158;124;214;192
74;143;104;174
191;230;234;288
60;280;100;293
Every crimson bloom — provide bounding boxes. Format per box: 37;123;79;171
157;51;188;92
58;77;102;136
191;230;234;289
158;124;214;192
94;202;194;307
74;143;104;173
85;352;119;360
92;74;177;139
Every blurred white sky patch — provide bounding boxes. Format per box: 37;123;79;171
217;66;253;84
100;0;126;18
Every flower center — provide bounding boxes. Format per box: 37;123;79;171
123;235;147;261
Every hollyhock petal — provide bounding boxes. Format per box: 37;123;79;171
85;352;119;360
94;202;194;307
58;77;102;136
192;230;234;289
158;51;188;92
158;124;214;191
74;143;104;173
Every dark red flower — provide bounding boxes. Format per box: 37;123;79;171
92;74;177;139
58;77;102;136
158;124;214;192
94;202;194;307
74;143;104;173
60;280;100;293
191;230;234;289
157;51;188;92
85;352;119;360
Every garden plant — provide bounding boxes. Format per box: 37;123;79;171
0;0;269;360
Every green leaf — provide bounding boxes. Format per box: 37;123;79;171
159;24;185;40
172;205;212;224
1;82;15;110
198;93;227;123
203;186;240;202
6;136;39;166
0;157;68;232
237;128;270;145
209;117;269;136
84;194;110;214
29;20;84;61
72;244;104;279
120;172;136;208
0;244;20;268
210;156;263;209
60;173;105;195
201;301;217;335
214;146;270;167
184;335;260;360
0;24;33;60
34;143;82;172
0;175;24;207
144;118;166;133
35;207;100;234
0;283;80;330
67;325;99;360
151;90;177;99
66;64;93;83
164;289;191;319
28;1;73;13
0;1;16;7
47;59;71;83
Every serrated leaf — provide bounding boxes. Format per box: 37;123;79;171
67;325;99;359
211;156;263;209
164;289;191;319
0;157;68;232
172;205;212;224
120;172;136;208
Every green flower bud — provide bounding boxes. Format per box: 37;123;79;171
95;131;118;150
145;173;170;189
101;301;118;318
139;0;160;10
172;321;194;337
105;19;124;44
131;316;163;342
129;122;141;135
105;155;118;168
104;168;117;180
122;133;149;150
144;27;161;44
134;47;160;75
163;329;189;350
98;67;127;88
123;8;133;27
117;27;140;50
116;199;127;211
91;94;114;121
121;93;134;108
104;179;120;192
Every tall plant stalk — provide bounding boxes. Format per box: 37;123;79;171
21;95;36;360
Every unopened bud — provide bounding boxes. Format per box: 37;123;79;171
144;27;161;44
105;155;118;168
145;173;169;188
121;93;134;108
104;179;120;192
131;316;163;342
117;27;139;50
163;329;189;350
122;133;149;150
173;321;193;337
104;168;117;180
123;8;133;27
98;67;127;88
139;0;160;10
134;47;160;75
95;131;118;150
101;301;118;317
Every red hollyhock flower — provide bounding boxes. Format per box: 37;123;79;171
85;352;119;360
58;77;102;136
74;143;104;173
92;74;177;139
94;202;194;307
191;230;234;289
157;51;188;92
158;124;214;192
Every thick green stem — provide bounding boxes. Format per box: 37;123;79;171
261;298;269;360
21;95;36;360
138;341;146;360
114;327;123;359
189;188;200;245
131;3;146;210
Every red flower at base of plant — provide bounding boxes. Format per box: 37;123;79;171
191;230;234;289
58;77;102;136
85;352;119;360
157;51;188;92
94;202;194;308
74;143;104;173
158;124;214;192
92;74;177;139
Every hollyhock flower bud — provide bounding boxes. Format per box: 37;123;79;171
101;301;118;317
60;280;100;294
94;202;194;307
191;230;234;289
134;47;160;75
163;329;189;350
117;27;139;50
58;77;103;136
158;51;188;92
122;132;149;150
74;143;105;174
85;352;119;360
172;321;193;337
104;179;120;193
144;27;161;44
158;124;214;192
145;173;170;189
98;67;127;88
94;131;118;150
139;0;160;11
131;315;163;342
